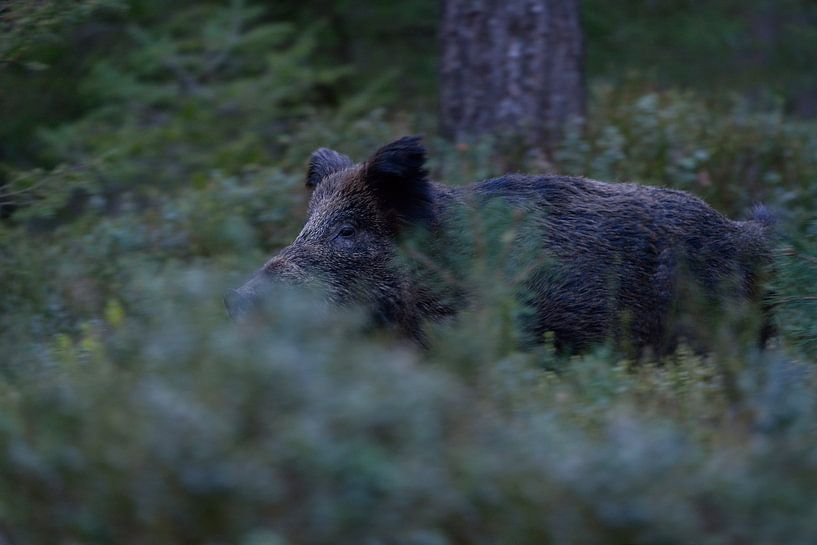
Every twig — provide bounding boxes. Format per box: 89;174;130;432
775;296;817;305
0;176;53;202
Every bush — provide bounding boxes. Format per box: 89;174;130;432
2;273;817;544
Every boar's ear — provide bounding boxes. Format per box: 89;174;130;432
364;136;433;231
306;148;353;188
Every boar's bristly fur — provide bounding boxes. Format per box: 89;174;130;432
227;136;775;355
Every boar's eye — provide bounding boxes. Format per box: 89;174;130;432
332;224;357;246
338;225;356;238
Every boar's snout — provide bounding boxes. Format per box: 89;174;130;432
224;287;258;320
224;271;270;320
225;251;310;320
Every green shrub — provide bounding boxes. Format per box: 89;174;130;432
2;272;817;544
774;221;817;357
555;86;817;220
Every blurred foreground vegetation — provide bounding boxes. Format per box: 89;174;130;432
2;1;817;543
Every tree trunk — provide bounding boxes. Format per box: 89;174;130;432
439;0;585;152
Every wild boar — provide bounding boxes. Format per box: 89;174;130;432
225;136;774;354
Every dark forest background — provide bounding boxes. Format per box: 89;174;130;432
2;1;817;543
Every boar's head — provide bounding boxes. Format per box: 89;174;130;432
225;136;437;337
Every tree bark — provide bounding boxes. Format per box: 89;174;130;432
439;0;585;152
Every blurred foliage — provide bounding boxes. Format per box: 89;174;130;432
3;272;817;544
584;0;817;117
0;0;122;66
0;0;126;165
554;85;817;221
774;223;817;358
2;0;817;543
